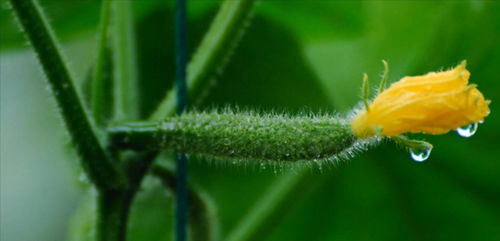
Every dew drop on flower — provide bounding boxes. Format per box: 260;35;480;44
410;146;432;162
456;122;478;138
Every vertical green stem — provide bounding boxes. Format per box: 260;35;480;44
112;0;138;121
96;152;158;241
92;0;113;126
96;190;133;241
8;0;124;190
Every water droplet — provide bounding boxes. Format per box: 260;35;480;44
456;123;478;138
410;147;432;162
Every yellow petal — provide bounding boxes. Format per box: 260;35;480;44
351;61;490;138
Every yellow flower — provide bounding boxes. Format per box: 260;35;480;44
351;61;491;138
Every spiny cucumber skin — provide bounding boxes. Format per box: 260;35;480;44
111;111;357;162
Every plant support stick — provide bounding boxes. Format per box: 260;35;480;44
175;0;189;240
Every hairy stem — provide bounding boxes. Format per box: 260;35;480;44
150;0;258;120
8;0;124;190
152;165;219;241
112;0;138;121
109;111;357;162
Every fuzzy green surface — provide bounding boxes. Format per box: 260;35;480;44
110;111;357;162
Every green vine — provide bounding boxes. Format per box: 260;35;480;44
8;0;125;191
91;0;113;127
111;0;139;121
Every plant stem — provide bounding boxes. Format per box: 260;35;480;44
150;0;258;120
96;190;133;241
95;152;157;241
152;165;219;241
8;0;124;190
112;0;138;121
92;0;113;126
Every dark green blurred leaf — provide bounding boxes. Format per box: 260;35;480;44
201;15;332;112
127;178;174;241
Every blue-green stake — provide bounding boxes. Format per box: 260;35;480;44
175;0;188;240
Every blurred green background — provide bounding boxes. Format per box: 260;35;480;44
1;0;499;241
